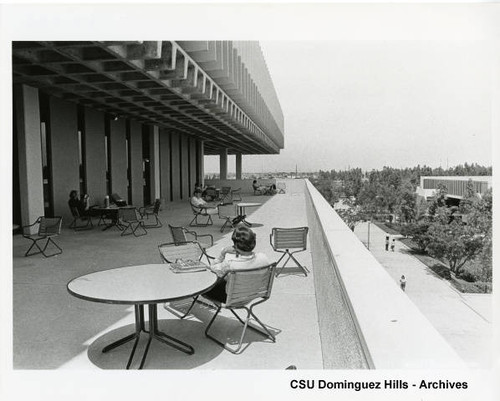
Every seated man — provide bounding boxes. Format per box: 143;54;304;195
205;225;270;302
253;180;275;195
191;189;218;215
68;190;90;216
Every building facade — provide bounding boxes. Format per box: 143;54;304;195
12;41;284;226
416;175;492;205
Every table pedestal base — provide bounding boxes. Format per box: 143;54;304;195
102;304;193;369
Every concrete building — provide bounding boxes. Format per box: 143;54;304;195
13;41;284;226
416;175;492;206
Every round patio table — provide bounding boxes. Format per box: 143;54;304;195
67;264;217;369
236;202;262;226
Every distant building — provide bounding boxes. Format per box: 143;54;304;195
416;176;492;206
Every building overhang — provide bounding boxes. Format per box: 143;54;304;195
12;41;283;155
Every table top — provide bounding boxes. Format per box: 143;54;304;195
67;264;217;305
237;202;262;208
93;205;133;211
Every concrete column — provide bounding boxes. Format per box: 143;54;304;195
150;126;161;201
170;132;181;201
181;135;190;199
49;96;79;222
84;107;106;205
14;84;44;229
129;120;144;207
159;128;171;202
189;138;197;194
235;153;242;180
109;118;127;197
219;148;228;180
198;140;205;186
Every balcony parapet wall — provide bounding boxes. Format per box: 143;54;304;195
305;180;466;369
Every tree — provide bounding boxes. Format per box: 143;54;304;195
425;207;486;275
336;198;366;231
400;220;432;252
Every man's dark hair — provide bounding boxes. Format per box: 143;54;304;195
231;225;256;252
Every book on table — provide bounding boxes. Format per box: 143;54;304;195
169;259;207;273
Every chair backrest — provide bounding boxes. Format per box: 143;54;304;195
158;241;204;263
111;193;127;207
271;227;309;251
218;203;236;218
205;187;217;198
69;205;80;218
225;263;277;308
119;207;139;222
39;217;63;236
169;225;188;244
152;198;162;214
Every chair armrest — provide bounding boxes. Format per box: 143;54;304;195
196;233;214;247
22;217;41;230
21;217;42;237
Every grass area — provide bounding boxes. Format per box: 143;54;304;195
373;222;492;294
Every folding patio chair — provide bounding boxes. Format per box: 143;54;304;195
204;187;219;201
270;227;309;277
189;201;215;227
218;203;238;233
276;182;287;194
204;263;277;354
158;241;214;318
231;188;242;202
169;224;214;264
119;207;147;237
138;198;162;228
69;205;93;231
219;186;232;204
22;216;63;257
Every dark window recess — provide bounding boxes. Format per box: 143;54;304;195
126;121;132;205
105;115;111;195
142;125;151;206
39;92;53;217
77;106;87;195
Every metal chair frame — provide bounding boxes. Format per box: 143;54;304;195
219;186;232;204
69;206;93;231
217;203;237;233
22;216;63;257
119;208;147;237
139;199;162;228
168;224;214;263
158;241;214;319
231;188;242;202
276;182;287;194
189;201;215;227
204;263;277;354
270;227;309;277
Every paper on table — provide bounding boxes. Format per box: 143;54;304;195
169;259;207;273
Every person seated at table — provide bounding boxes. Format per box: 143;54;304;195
194;182;209;200
205;225;270;302
253;180;276;195
68;190;90;217
190;189;218;215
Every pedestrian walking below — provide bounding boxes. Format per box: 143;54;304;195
385;235;390;251
400;275;407;291
391;238;396;252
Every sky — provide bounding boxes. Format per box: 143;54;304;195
206;39;495;174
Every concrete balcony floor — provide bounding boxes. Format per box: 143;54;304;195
12;180;327;370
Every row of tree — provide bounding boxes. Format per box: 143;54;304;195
310;164;492;287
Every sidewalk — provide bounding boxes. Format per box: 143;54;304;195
354;221;492;368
